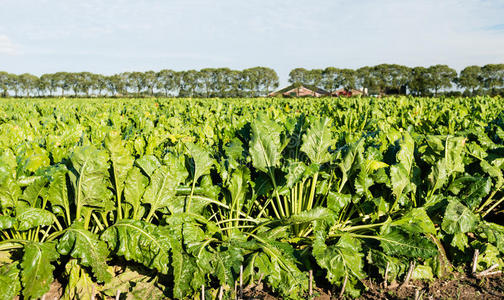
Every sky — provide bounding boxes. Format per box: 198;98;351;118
0;0;503;85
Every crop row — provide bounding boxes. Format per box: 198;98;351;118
0;97;503;299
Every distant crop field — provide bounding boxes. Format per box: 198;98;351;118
0;96;503;299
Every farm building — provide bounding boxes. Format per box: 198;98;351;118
269;84;329;97
331;88;365;97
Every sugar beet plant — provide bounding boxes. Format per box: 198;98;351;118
0;97;504;299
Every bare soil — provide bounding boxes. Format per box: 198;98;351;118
38;273;504;299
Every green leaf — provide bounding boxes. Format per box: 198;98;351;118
451;232;469;251
62;259;99;300
185;142;214;182
477;221;504;252
227;166;250;205
124;167;148;219
390;132;414;202
212;245;244;287
300;118;332;164
442;199;479;234
448;176;491;209
389;208;436;234
142;165;182;216
0;164;21;209
282;207;333;225
57;222;112;283
45;165;70;218
379;229;438;259
313;232;365;294
0;262;21;300
21;242;59;299
249;115;283;173
102;220;175;274
105;130;134;204
135;155;161;178
16;207;54;231
130;281;165;299
338;139;364;192
0;216;16;230
20;176;48;206
69;146;113;217
326;192;351;213
101;267;149;297
411;264;434;280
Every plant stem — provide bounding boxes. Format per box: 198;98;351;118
306;172;319;211
482;195;504;218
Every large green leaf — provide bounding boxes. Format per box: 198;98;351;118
142;165;182;216
388;208;436;234
0;215;16;230
379;228;438;259
447;176;491;209
390;132;414;203
337;139;364;192
16;207;54;231
45;165;70;219
101;220;175;274
313;233;365;297
0;262;21;300
69;146;113;217
0;164;21;209
57;222;112;282
185;142;214;182
105;130;134;209
300;118;332;164
249;115;283;173
21;242;59;299
124;167;148;219
441;199;479;234
20;176;48;206
62;259;99;300
212;245;244;287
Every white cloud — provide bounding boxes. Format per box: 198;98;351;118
0;34;19;55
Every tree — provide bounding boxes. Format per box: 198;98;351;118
199;68;215;97
481;64;504;94
179;70;199;97
93;74;107;96
305;69;323;89
156;69;178;97
374;64;410;94
126;72;145;97
322;67;339;94
37;74;50;96
54;72;71;97
7;74;20;97
143;71;157;96
426;65;457;96
288;68;310;87
262;67;279;96
457;65;481;95
242;67;278;97
408;67;429;96
105;75;126;96
356;66;380;94
18;73;38;97
40;73;59;97
0;71;10;97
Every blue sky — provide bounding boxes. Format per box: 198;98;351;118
0;0;503;85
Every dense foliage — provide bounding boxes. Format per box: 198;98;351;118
0;96;504;299
1;63;503;98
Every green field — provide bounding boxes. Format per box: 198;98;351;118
1;96;504;299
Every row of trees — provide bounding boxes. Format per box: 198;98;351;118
0;64;503;98
288;64;504;96
0;67;279;98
